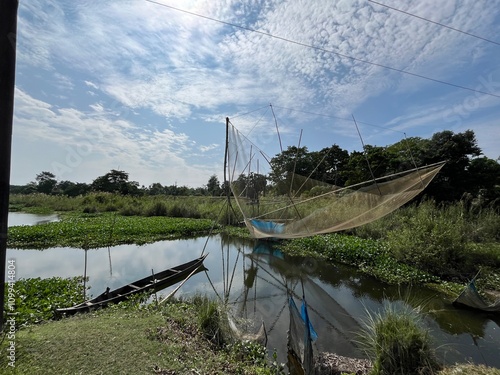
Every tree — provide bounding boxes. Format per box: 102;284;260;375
148;183;165;195
342;151;369;187
269;146;316;188
36;171;57;194
314;145;350;186
422;130;482;202
467;157;500;206
91;169;141;195
54;180;90;196
233;173;267;200
206;175;222;196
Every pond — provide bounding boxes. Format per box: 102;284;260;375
6;213;500;368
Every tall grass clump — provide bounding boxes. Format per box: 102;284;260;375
358;302;440;375
145;201;169;216
192;295;227;346
9;193;82;213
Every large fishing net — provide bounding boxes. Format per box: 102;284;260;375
226;121;445;239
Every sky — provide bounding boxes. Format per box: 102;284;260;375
10;0;500;188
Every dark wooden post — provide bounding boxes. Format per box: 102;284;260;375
0;0;19;332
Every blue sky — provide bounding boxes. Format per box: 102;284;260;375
11;0;500;187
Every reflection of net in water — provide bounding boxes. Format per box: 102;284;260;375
243;248;367;366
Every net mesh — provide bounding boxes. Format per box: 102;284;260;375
227;122;445;239
453;280;500;312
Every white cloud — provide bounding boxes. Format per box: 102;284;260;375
12;88;220;185
200;143;218;152
84;80;99;90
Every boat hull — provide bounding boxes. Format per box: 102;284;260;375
56;254;208;315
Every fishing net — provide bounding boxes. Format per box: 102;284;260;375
288;296;315;375
226;121;445;239
453;280;500;312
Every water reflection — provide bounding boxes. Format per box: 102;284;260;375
5;213;500;369
8;212;59;227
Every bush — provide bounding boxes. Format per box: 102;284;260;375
145;202;168;216
386;201;469;278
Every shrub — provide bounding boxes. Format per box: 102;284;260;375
386;201;469;278
82;205;98;214
119;205;142;216
145;202;168;217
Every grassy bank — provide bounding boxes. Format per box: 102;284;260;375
2;298;499;375
5;194;500;373
0;300;282;375
8;194;500;294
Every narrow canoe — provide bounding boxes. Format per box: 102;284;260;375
56;254;208;315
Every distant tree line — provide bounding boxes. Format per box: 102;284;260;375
10;130;500;207
9;169;221;198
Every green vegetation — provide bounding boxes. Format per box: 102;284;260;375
0;300;282;375
7;194;500;294
357;303;440;375
353;200;500;292
3;277;85;327
11;130;500;210
9;192;231;220
439;365;500;375
283;233;440;285
282;200;500;295
7;213;217;249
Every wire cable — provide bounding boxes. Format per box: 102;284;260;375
368;0;500;47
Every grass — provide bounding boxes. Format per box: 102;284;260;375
357;302;440;375
1;297;497;374
353;200;500;280
0;300;282;375
355;300;500;375
6;194;500;373
9;193;240;224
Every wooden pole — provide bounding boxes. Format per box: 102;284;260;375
0;0;19;333
83;249;88;300
224;117;231;224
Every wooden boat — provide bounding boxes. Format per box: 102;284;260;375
56;254;208;315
